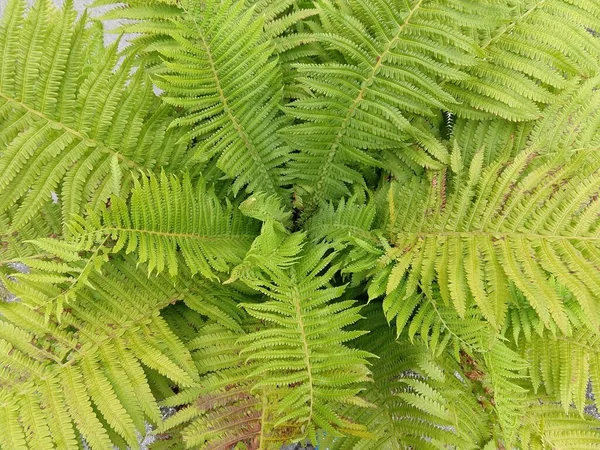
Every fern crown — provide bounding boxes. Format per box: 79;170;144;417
2;0;600;449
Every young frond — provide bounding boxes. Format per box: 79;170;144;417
238;244;374;442
0;0;188;230
306;195;377;244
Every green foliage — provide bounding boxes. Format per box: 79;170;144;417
2;0;600;448
0;0;189;232
70;171;261;279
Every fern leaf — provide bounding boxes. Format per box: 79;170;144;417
0;0;188;230
157;320;273;449
62;364;114;450
448;0;600;120
101;0;292;197
239;244;374;441
322;306;491;450
323;147;600;334
483;340;528;445
0;393;29;450
519;402;600;449
284;0;487;208
69;172;260;279
0;257;199;449
514;325;600;415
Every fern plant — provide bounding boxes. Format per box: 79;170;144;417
3;0;600;448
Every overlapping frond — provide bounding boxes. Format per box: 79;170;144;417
321;306;491;450
155;320;273;449
518;403;600;450
284;0;491;207
517;326;600;415
0;257;198;450
448;0;600;120
0;202;62;273
283;0;600;210
101;0;292;196
482;340;529;445
0;0;188;230
529;75;600;152
69;172;260;279
381;147;600;334
3;0;600;448
313;146;600;335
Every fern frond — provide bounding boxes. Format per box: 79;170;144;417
448;0;600;120
518;402;600;450
283;0;600;210
449;117;533;168
157;321;274;449
391;292;492;357
322;305;491;450
0;257;199;449
517;327;600;415
0;0;189;230
101;0;292;197
238;243;374;442
483;340;529;445
284;0;490;207
306;195;377;244
0;201;62;276
68;171;260;279
450;75;600;169
529;75;600;153
324;146;600;335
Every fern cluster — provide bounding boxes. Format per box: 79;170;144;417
2;0;600;448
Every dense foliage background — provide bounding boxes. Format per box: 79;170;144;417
3;0;600;448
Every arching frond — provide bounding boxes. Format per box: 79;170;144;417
0;0;189;230
283;0;600;210
238;244;374;442
482;339;529;445
4;0;600;447
284;0;492;207
314;147;600;335
382;147;600;334
529;75;600;153
0;257;198;450
100;0;292;197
